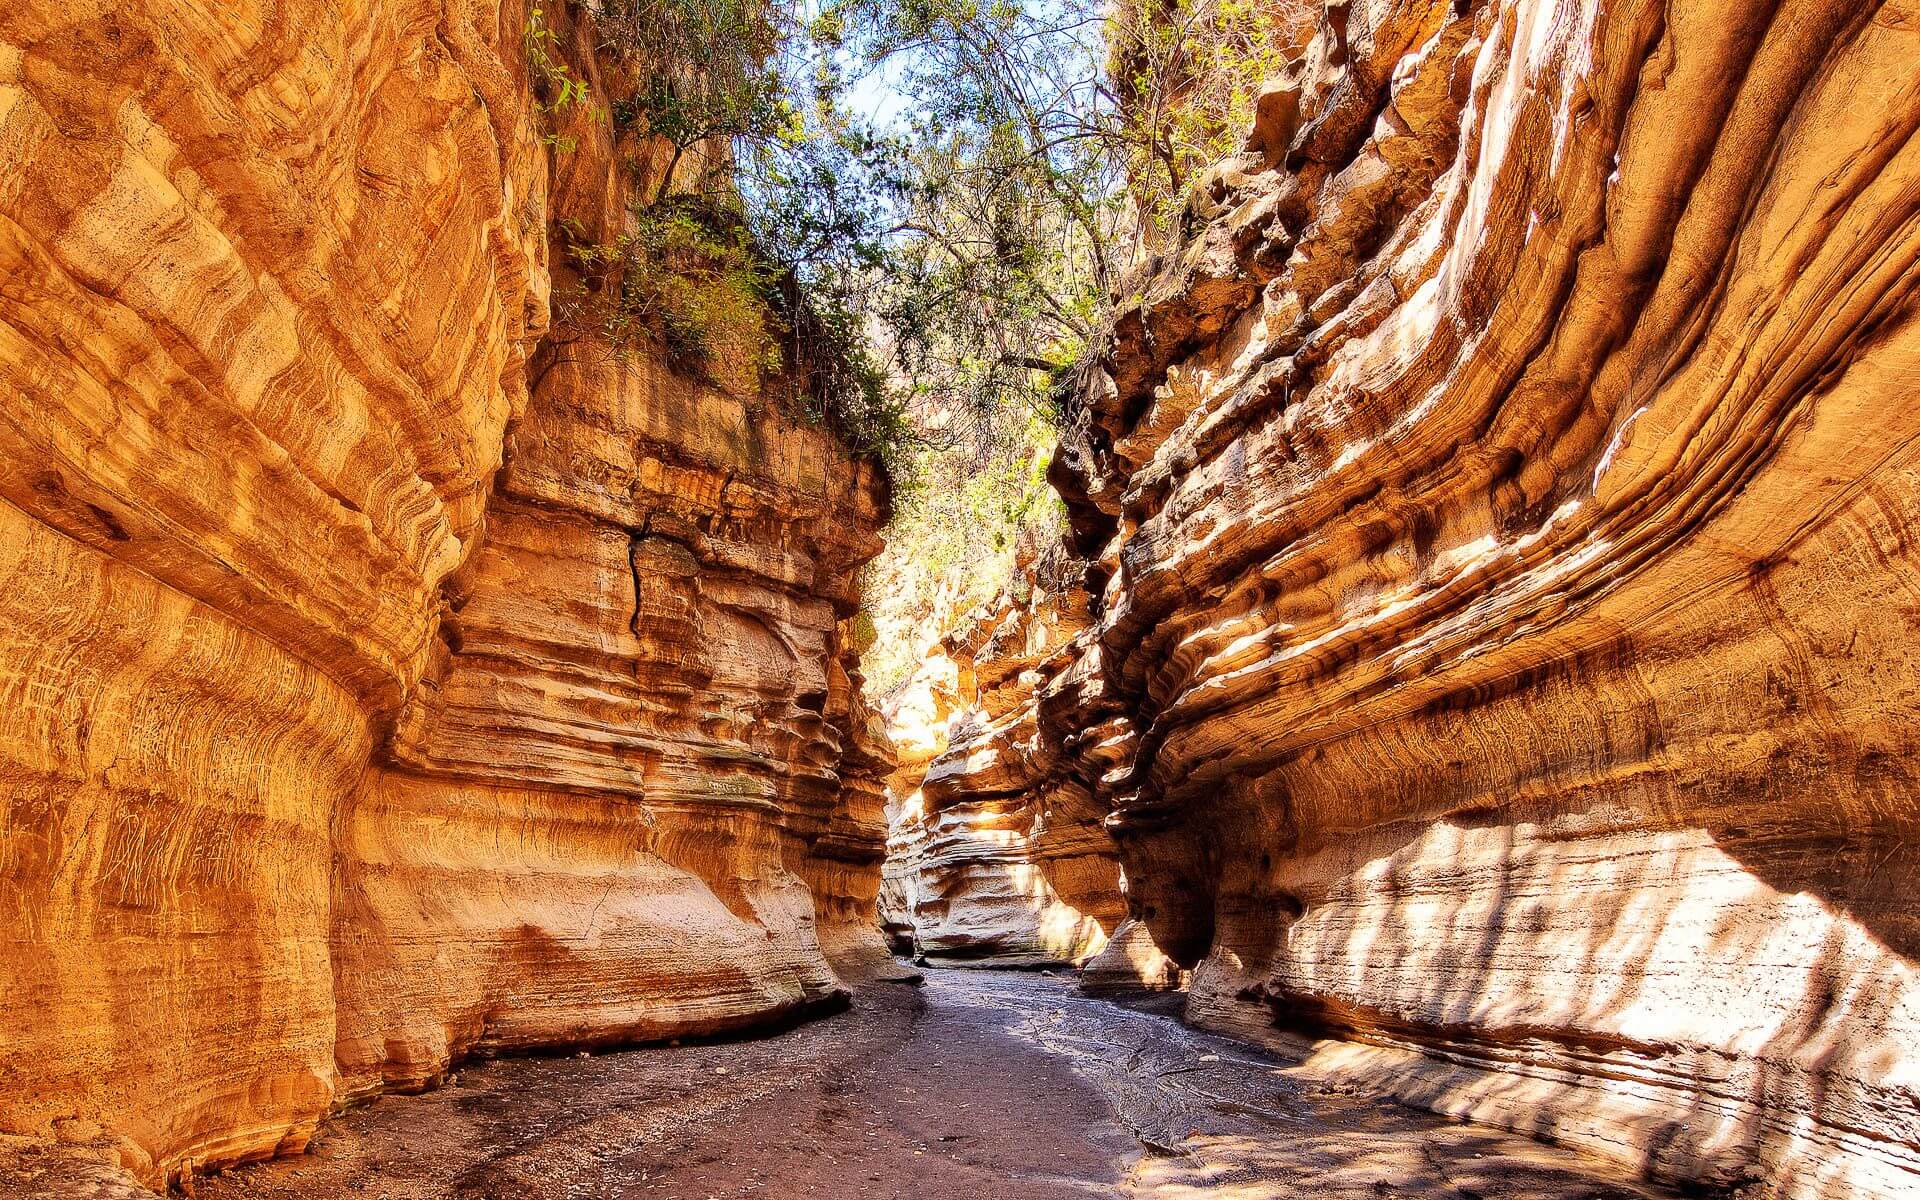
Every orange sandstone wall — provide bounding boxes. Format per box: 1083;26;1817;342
1045;0;1920;1195
880;551;1126;966
0;0;887;1187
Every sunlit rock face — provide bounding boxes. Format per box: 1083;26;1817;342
1049;0;1920;1195
880;552;1126;966
1077;917;1183;994
0;0;885;1187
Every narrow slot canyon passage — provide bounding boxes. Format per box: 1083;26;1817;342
146;970;1674;1200
4;0;1919;1196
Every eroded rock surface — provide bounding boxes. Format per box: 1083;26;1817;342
1036;0;1920;1196
880;549;1125;966
0;0;885;1187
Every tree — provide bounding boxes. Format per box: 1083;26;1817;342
820;0;1132;444
593;0;789;200
548;0;1288;687
1107;0;1291;240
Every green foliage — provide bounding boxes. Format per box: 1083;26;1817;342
531;0;1148;489
530;0;1285;670
554;195;919;481
596;0;788;199
558;199;772;371
522;0;912;479
534;0;1282;456
860;407;1064;695
774;282;918;474
805;0;1287;675
819;0;1127;434
524;4;591;151
725;0;1112;675
1109;0;1287;236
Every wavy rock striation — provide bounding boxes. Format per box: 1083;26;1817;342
879;550;1125;966
0;0;886;1188
1038;0;1920;1195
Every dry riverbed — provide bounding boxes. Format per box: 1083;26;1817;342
29;969;1686;1199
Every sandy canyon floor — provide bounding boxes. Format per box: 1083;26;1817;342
6;969;1690;1199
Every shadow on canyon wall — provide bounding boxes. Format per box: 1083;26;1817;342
1136;778;1920;1194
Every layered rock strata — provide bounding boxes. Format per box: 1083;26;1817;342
879;551;1125;965
0;0;886;1187
1040;0;1920;1195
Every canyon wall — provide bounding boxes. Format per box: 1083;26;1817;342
0;0;886;1188
879;550;1125;966
1037;0;1920;1195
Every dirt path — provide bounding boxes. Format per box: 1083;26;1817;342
192;969;1680;1200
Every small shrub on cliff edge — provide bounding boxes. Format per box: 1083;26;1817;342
533;0;918;480
553;197;917;482
556;198;776;375
524;5;592;151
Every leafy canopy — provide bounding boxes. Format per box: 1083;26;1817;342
542;0;1285;686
